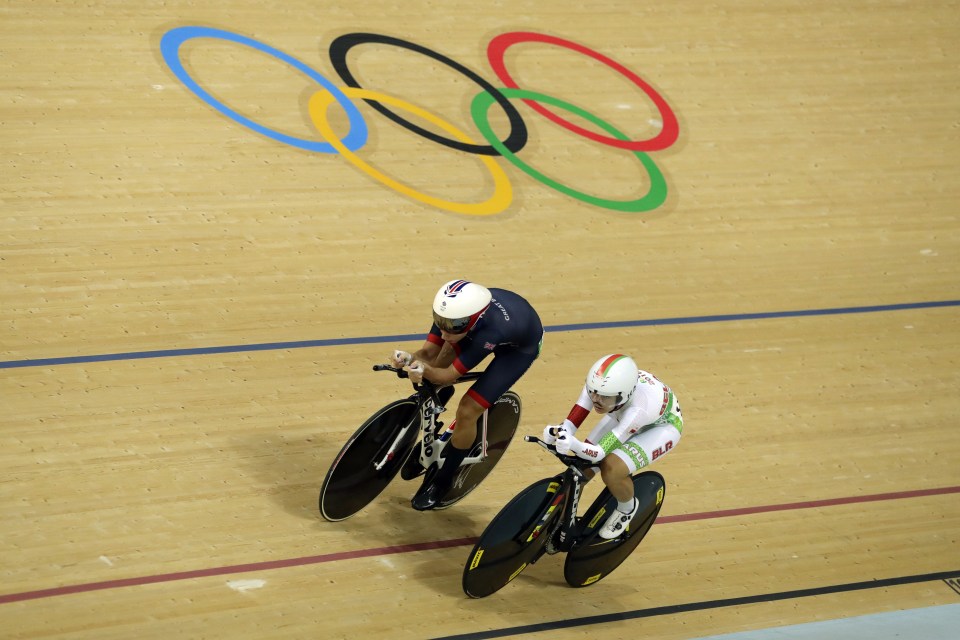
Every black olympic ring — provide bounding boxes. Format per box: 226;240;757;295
328;32;528;156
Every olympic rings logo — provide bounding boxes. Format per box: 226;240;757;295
160;27;679;216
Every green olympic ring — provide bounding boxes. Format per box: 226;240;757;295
162;27;676;215
471;88;667;212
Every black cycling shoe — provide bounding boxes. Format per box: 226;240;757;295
411;476;452;511
400;443;424;480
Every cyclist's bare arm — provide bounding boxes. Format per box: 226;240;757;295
411;340;444;367
407;339;457;369
421;362;461;386
413;341;460;385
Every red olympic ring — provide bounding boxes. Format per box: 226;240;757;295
162;27;681;214
487;32;679;152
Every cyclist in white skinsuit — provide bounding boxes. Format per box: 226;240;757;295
543;354;683;539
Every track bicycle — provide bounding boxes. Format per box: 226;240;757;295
319;364;521;521
462;435;665;598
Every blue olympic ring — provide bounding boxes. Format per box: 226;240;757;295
159;26;368;153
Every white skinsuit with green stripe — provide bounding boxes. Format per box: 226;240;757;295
565;369;683;474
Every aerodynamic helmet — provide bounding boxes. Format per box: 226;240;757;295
432;280;492;334
585;354;639;410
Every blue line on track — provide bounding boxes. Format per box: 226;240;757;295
2;300;957;369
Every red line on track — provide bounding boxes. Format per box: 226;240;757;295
2;486;957;605
656;485;960;523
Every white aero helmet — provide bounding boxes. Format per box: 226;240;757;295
432;280;492;334
585;354;639;410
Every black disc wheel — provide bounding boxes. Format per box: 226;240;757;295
438;391;521;509
319;399;419;521
462;473;565;598
563;471;666;587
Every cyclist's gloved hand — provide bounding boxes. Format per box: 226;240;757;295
556;432;604;462
542;424;563;445
404;360;424;384
554;431;575;455
392;350;413;368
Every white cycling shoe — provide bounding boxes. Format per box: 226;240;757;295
599;498;639;539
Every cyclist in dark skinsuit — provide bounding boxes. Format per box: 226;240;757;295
392;280;543;510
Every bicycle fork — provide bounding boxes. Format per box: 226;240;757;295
555;471;585;552
371;408;426;472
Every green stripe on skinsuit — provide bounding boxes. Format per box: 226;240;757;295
661;391;683;434
598;431;653;468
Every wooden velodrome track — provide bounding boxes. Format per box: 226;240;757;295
2;0;958;638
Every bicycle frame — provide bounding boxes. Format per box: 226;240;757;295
320;364;520;522
370;365;488;473
462;436;665;596
526;437;597;553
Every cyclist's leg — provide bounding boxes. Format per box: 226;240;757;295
449;347;535;453
583;416;682;494
413;351;535;510
600;455;635;502
612;422;683;475
470;346;535;402
412;394;484;510
449;393;485;449
597;452;641;539
456;350;534;450
597;424;681;538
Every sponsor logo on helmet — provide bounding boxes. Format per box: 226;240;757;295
443;279;472;297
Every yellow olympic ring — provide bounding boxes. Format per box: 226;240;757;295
308;87;513;215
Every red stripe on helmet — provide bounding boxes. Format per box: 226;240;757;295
596;354;628;377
